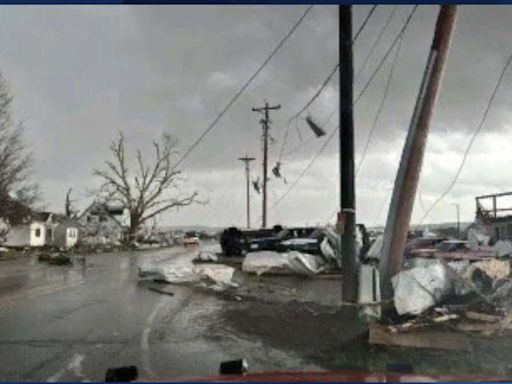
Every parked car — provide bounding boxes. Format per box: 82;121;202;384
248;227;317;253
220;226;282;256
182;231;200;247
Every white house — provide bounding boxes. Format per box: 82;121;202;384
4;221;48;247
4;212;79;248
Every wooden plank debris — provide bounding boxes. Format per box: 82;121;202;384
369;322;472;351
465;311;502;323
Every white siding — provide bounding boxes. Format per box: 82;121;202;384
4;225;31;247
66;227;78;248
29;223;46;247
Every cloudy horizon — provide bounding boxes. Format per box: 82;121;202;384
1;5;511;228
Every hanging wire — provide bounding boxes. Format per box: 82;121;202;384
418;47;512;225
171;5;314;170
277;5;380;163
355;35;404;174
272;5;418;224
355;6;398;82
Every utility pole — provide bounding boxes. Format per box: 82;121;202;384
339;5;358;303
379;5;458;300
238;156;256;229
453;203;460;239
252;102;281;228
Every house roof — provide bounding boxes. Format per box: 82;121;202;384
33;211;79;226
79;201;128;227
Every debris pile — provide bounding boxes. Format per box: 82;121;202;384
370;237;512;348
37;251;72;265
138;251;238;291
242;250;326;276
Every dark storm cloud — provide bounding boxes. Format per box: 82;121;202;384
1;5;512;225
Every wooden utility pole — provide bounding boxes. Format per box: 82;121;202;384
238;156;256;229
380;5;458;299
339;5;358;303
252;102;281;228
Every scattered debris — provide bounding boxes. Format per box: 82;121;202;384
493;240;512;257
467;226;490;248
272;162;282;178
392;264;452;316
365;234;383;262
38;251;72;265
48;254;72;265
473;258;510;280
148;286;175;296
195;249;218;262
358;264;381;319
369;321;472;351
252;178;260;194
465;311;501;323
138;253;238;291
242;251;326;276
305;115;326;137
432;313;459;323
196;264;238;289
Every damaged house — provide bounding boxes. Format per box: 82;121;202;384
475;191;512;242
78;202;130;244
4;212;79;248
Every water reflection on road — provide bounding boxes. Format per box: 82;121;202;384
1;247;512;381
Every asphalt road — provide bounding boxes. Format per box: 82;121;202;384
2;246;510;381
0;247;349;381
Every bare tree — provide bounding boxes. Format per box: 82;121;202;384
93;132;198;239
65;188;78;218
0;72;38;227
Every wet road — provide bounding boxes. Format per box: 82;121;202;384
0;247;346;381
2;247;511;381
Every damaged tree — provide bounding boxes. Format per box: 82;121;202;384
65;188;79;218
93;132;198;241
0;72;39;230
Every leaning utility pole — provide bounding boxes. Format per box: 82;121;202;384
238;155;256;229
379;5;458;299
252;102;281;228
339;5;358;303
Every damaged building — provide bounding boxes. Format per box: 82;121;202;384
475;191;512;242
78;202;130;244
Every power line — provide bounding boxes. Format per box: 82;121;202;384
284;106;338;158
354;5;418;105
355;35;403;174
171;5;314;170
271;6;417;221
418;48;512;225
288;5;378;121
278;5;378;162
353;5;378;43
355;6;398;82
270;125;339;211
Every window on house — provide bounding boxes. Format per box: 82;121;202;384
35;228;41;237
99;215;108;222
87;215;93;223
507;224;512;236
46;228;53;239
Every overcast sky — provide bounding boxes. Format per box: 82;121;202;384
1;5;512;228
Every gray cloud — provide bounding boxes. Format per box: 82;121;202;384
1;5;512;227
